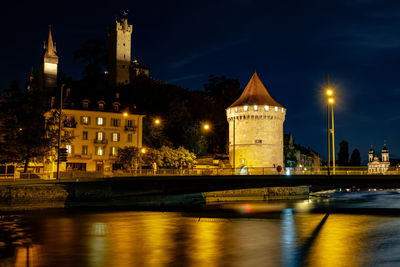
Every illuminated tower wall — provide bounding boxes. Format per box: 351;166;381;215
108;16;132;86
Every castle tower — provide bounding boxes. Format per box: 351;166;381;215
226;72;286;169
108;13;133;86
41;26;58;89
368;147;375;162
382;143;389;162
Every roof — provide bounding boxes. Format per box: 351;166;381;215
44;26;57;57
131;60;150;70
229;72;283;108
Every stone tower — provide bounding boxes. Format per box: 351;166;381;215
368;147;375;162
226;72;286;169
41;26;58;89
108;13;133;86
382;144;389;162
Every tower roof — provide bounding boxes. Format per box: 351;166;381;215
229;72;283;108
44;26;57;57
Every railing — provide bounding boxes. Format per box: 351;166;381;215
124;126;137;132
63;120;77;128
93;139;108;144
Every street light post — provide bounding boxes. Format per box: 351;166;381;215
326;74;331;176
331;99;336;175
56;84;64;180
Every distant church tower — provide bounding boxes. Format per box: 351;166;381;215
226;72;286;169
41;26;58;89
108;13;133;86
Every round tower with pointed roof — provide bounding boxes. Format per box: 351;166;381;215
226;72;286;170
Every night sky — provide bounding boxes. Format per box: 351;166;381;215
2;0;400;162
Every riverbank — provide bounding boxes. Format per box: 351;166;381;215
0;181;309;211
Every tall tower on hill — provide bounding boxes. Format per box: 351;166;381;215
41;26;58;89
108;13;132;86
226;72;286;170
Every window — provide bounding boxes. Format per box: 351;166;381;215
66;145;72;154
110;146;118;156
82;131;88;140
127;134;132;142
81;116;90;125
97;132;104;141
254;105;258;111
275;107;278;112
244;105;248;111
281;108;284;113
264;105;269;111
112;133;120;142
64;130;74;138
113;104;119;111
111;118;121;127
82;145;88;155
234;107;238;112
83;102;89;109
97;117;105;126
255;140;262;144
126;119;134;127
96;146;104;156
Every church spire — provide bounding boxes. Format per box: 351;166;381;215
45;25;56;57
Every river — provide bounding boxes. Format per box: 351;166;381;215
1;190;400;266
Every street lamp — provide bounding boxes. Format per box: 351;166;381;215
154;118;161;125
325;74;336;175
203;123;210;131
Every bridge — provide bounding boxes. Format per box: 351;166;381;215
3;174;400;196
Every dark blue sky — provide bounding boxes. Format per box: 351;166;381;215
2;0;400;161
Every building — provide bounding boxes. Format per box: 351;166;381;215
284;133;321;171
368;145;390;174
47;99;144;173
108;13;149;86
226;72;286;169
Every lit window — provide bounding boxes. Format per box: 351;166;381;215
111;147;118;156
264;105;269;111
228;108;231;113
254;105;258;111
112;133;119;142
66;145;72;154
275;107;278;112
97;132;104;141
81;116;89;125
234;107;238;112
244;105;248;111
96;147;104;156
97;117;104;126
281;108;284;113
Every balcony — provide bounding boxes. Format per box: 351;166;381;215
63;119;77;128
124;126;137;132
71;154;92;159
94;138;108;144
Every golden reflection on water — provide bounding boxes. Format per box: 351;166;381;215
3;209;398;267
295;214;377;267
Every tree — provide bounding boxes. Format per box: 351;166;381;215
117;146;139;171
349;149;361;166
338;140;349;166
142;146;196;169
0;77;72;172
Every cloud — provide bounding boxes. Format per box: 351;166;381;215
169;39;248;68
166;73;205;83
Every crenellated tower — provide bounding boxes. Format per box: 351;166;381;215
41;26;58;89
226;72;286;169
108;13;133;86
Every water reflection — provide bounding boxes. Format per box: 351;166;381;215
2;197;400;266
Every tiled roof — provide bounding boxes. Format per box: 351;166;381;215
229;72;283;108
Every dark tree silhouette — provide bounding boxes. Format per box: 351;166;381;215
349;149;361;166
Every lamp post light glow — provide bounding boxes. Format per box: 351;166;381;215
203;123;210;131
123;112;128;117
154;118;161;125
325;74;336;175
